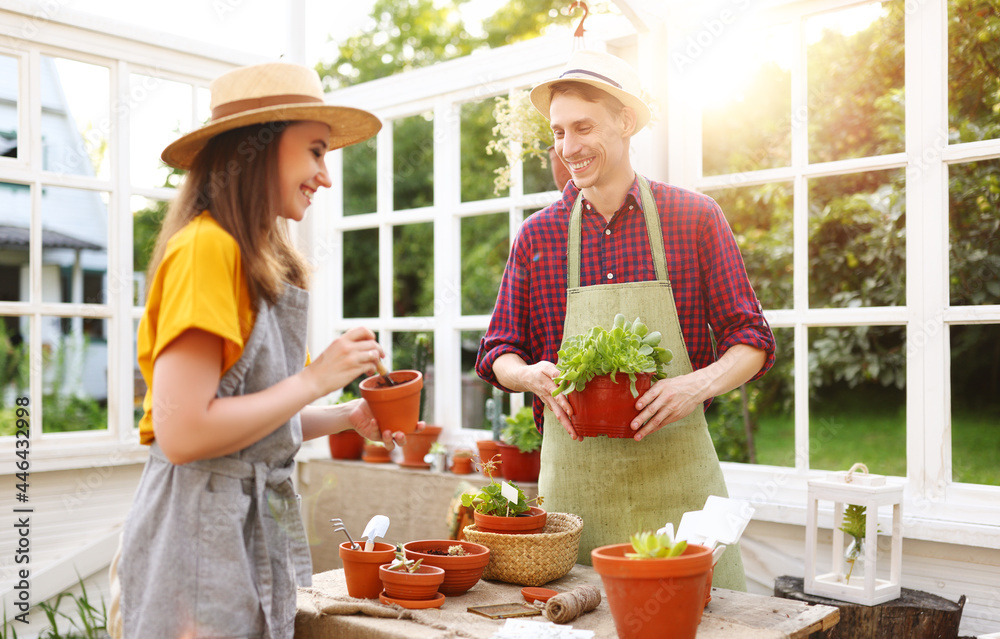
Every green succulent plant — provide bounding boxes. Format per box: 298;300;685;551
626;530;688;559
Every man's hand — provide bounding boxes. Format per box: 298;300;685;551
493;354;580;440
629;372;710;440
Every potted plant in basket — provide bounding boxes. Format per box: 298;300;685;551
327;391;365;460
551;313;673;438
592;529;714;639
461;456;545;534
378;544;446;607
497;406;542;482
486;89;571;195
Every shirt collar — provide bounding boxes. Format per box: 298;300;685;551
559;175;643;220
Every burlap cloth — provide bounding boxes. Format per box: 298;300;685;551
295;566;615;638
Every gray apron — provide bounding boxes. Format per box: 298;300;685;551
118;283;313;638
538;175;746;590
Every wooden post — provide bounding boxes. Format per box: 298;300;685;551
774;575;966;639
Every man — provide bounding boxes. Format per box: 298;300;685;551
475;49;775;590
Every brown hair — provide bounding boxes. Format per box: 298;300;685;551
146;122;309;308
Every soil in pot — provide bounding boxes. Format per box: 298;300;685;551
567;373;653;438
497;442;540;483
473;506;547;535
402;540;490;596
359;370;422;434
328;429;364;459
591;542;713;639
399;424;442;469
340;541;397;599
378;564;445;601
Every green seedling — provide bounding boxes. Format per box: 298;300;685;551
626;530;688;559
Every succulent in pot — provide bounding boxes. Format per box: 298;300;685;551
461;456;545;534
378;544;445;602
592;530;713;639
551;313;674;438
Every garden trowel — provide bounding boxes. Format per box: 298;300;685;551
362;514;390;551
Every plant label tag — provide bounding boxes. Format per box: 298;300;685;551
501;481;519;503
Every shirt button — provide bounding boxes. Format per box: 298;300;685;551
607;273;614;280
585;203;591;209
629;205;634;210
604;229;611;236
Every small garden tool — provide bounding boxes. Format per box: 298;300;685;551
361;514;390;551
330;518;359;550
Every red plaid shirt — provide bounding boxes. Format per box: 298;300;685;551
476;175;775;428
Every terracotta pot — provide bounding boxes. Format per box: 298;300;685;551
328;429;365;460
704;565;714;607
359;370;422;434
497;442;540;483
399;424;442;469
475;440;500;476
451;455;474;474
567;373;653;438
548;145;572;191
378;563;445;601
362;443;391;463
402;540;490;596
340;541;396;599
473;507;547;535
591;542;713;639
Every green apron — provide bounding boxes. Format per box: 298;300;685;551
537;175;746;590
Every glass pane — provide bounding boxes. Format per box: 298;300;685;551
344;135;376;215
707;182;793;310
807;1;904;163
950;324;1000;485
393;223;433;317
130;74;193;190
40;188;109;305
0;181;31;301
709;327;795;465
0;54;18;159
702;24;792;176
42;316;108;433
461;213;508;315
394;113;433;211
133;317;146;429
808;325;906;476
343;228;378;318
948;0;1000;143
461;330;494;430
808;169;905;308
948;158;1000;306
41;56;111;178
523;147;557;195
0;316;29;435
392;331;433;423
132;195;167;306
462;99;504;202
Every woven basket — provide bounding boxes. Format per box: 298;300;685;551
463;512;583;587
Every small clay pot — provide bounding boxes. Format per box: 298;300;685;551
378;564;445;601
451;454;474;474
340;541;396;599
362;442;391;463
399;424;442;469
402;540;490;596
359;370;422;434
475;440;500;476
497;443;540;483
473;507;547;535
328;429;364;460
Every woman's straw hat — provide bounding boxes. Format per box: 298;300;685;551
529;49;650;134
161;62;381;169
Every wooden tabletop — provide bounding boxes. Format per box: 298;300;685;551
296;565;839;638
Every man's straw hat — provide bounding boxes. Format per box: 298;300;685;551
161;62;381;170
529;49;650;134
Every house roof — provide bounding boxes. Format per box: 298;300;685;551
0;225;103;251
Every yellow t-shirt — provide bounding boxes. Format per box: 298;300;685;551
136;211;255;444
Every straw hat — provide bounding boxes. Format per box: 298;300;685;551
529;49;650;134
161;62;381;170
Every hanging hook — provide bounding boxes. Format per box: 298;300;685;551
569;1;589;39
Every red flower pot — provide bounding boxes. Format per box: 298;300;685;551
359;370;422;435
378;563;445;601
591;542;713;639
473;507;547;535
328;429;365;460
399;424;442;469
497;442;540;483
402;540;490;596
567;373;653;438
340;541;396;599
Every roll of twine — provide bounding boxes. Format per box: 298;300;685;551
544;585;602;624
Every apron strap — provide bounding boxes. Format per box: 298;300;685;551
567;174;670;288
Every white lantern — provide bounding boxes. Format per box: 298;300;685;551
804;463;903;606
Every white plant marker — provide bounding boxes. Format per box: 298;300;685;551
501;481;520;516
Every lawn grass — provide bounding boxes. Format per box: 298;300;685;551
751;387;998;486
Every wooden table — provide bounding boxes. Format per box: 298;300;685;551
296;566;839;638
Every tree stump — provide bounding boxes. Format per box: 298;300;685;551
774;576;966;639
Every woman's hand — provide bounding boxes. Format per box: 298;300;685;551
346;398;415;450
303;326;383;398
